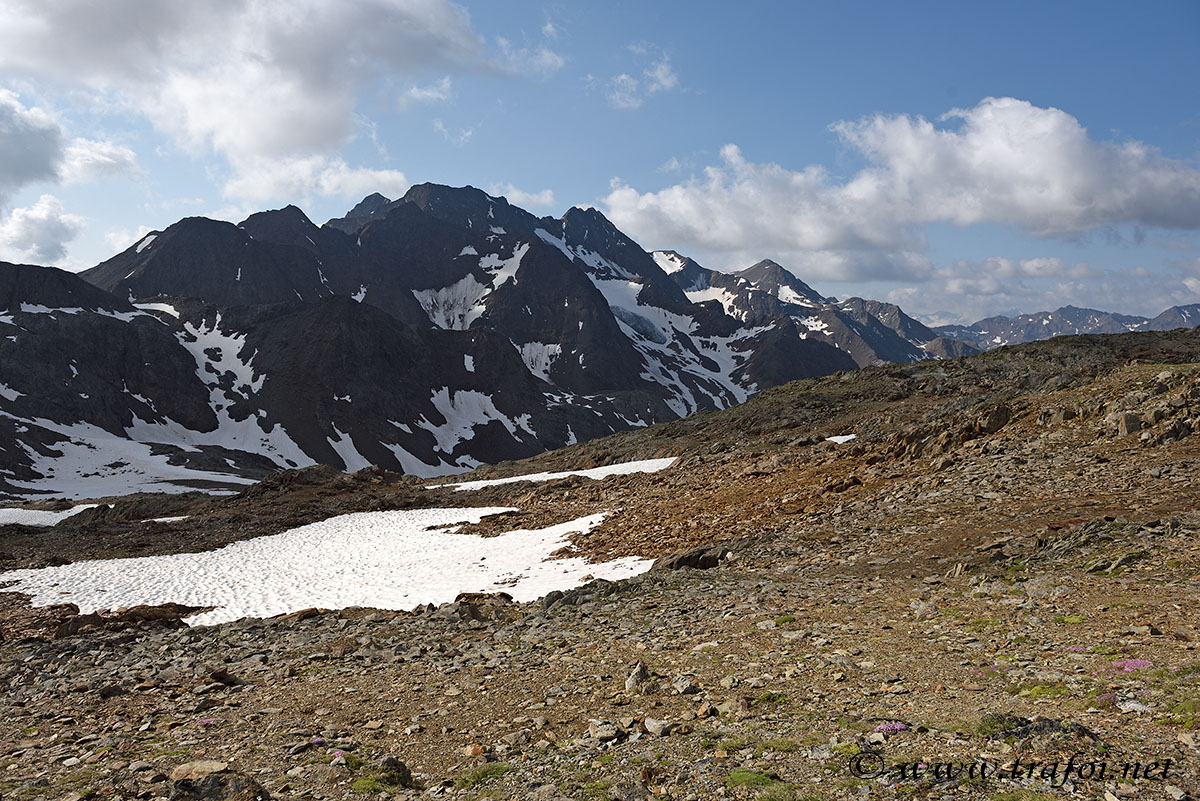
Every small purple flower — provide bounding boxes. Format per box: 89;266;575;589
873;722;908;734
1067;645;1085;652
1113;659;1153;672
311;736;326;745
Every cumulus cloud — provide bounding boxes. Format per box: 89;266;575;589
488;183;555;208
60;138;140;184
0;194;85;264
882;256;1200;324
0;0;487;163
603;97;1200;280
0;92;133;261
104;224;153;254
0;90;63;206
221;155;409;207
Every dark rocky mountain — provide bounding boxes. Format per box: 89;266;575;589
1150;304;1200;330
4;184;1000;499
323;191;391;235
937;304;1200;350
655;250;980;367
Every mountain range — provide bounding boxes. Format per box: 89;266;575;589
0;183;1196;499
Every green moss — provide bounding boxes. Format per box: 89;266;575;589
351;777;390;794
967;617;1002;631
726;768;774;788
455;762;512;789
349;761;418;795
718;735;756;752
775;615;797;625
1055;614;1087;624
1013;682;1070;699
759;738;800;753
754;691;789;706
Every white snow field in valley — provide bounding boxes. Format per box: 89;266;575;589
0;503;98;527
0;507;652;626
433;456;676;491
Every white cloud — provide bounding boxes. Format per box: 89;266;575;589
883;256;1200;324
604;49;679;110
0;0;487;164
603;98;1200;280
104;224;153;254
0;89;63;206
0;194;85;264
60;138;140;184
643;57;678;94
488;183;555;209
542;20;558;39
497;37;564;78
607;74;642;110
658;156;683;173
830;97;1200;235
397;76;453;110
221;155;409;207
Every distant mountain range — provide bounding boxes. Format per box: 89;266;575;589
0;183;1196;498
932;304;1200;350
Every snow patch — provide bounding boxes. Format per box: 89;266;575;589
0;503;98;527
412;274;489;330
479;242;530;289
135;234;157;253
0;508;652;626
134;302;180;319
434;457;677;491
517;341;562;382
778;285;816;306
328;424;372;472
652;251;686;274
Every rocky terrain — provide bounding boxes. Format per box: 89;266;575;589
2;327;1200;801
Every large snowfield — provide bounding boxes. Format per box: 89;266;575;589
0;507;653;626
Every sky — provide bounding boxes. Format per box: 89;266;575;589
0;1;1198;324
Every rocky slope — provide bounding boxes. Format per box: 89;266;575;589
2;328;1200;800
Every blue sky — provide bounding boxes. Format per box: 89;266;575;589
1;0;1198;323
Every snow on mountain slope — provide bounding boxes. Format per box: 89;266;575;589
656;250;979;367
935;305;1157;350
0;185;971;499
